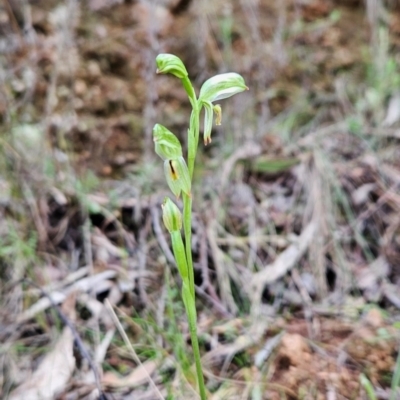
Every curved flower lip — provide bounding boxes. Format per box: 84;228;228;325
156;53;188;79
199;72;248;103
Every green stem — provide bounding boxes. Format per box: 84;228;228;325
180;76;206;400
181;76;199;178
183;194;195;298
187;304;207;400
171;231;188;280
181;77;197;111
181;78;198;308
169;227;206;399
390;344;400;400
182;282;207;400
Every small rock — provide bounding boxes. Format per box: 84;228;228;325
364;308;384;328
278;333;310;367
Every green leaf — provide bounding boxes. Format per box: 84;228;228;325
181;282;197;329
360;374;377;400
249;156;300;173
171;230;188;279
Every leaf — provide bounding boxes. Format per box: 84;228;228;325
382;92;400;127
249;156;300;173
102;360;158;388
9;327;75;400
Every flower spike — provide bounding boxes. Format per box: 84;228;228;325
153;53;247;400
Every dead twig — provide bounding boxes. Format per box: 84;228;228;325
195;285;233;319
207;219;238;315
198;219;226;311
137;206;152;305
104;299;165;400
19;279;104;397
291;269;320;340
250;221;317;313
219;141;261;193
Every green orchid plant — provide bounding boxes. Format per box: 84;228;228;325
154;53;247;399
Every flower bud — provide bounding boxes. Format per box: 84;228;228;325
199;72;248;103
153;124;182;160
164;157;191;198
162;197;182;233
156;54;188;79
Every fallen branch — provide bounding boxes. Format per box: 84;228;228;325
250;221;316;308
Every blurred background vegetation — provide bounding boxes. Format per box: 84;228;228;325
1;0;400;399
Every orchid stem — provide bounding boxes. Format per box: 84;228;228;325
181;77;206;399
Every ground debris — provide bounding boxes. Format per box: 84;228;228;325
1;0;400;398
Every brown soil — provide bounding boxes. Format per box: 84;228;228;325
1;0;400;399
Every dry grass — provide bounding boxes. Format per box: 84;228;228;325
0;0;400;399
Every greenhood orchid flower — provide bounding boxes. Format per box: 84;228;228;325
162;197;188;280
198;73;248;145
156;53;188;79
153;124;191;198
161;197;182;233
153;123;182;160
164;157;191;198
